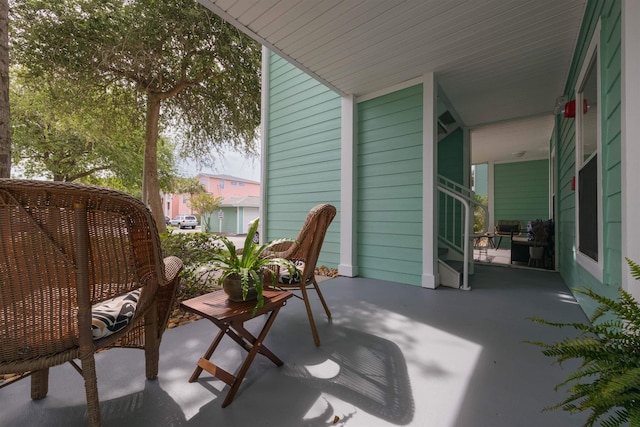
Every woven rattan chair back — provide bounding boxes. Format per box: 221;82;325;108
0;179;183;427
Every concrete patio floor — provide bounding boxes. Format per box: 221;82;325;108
0;264;591;426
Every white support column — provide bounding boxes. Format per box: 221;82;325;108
622;0;640;298
259;46;270;242
339;95;358;277
463;126;474;276
488;160;495;234
422;73;438;288
462;127;471;188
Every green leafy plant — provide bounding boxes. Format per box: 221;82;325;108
208;219;297;309
527;258;640;426
473;194;488;233
160;231;224;299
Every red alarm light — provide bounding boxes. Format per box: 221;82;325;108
563;99;589;118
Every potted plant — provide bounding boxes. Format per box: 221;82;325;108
208;219;297;309
528;220;548;265
527;258;640;426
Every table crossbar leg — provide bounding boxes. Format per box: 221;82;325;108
232;323;283;366
189;327;227;383
221;305;284;407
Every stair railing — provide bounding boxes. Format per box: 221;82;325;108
437;175;489;291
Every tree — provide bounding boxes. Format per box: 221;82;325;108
10;0;262;228
171;177;206;196
0;0;9;178
10;70;177;194
189;192;222;232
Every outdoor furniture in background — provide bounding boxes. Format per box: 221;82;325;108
0;180;183;427
473;232;495;261
181;289;292;407
494;219;523;249
510;236;538;264
265;204;337;347
511;219;555;269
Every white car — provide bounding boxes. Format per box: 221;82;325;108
170;214;198;229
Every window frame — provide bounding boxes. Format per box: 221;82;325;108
574;21;603;281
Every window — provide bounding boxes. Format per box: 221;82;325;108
218;180;225;189
575;22;603;280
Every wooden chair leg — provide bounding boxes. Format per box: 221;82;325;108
312;278;331;319
30;368;49;400
144;302;160;379
81;354;102;427
300;284;321;347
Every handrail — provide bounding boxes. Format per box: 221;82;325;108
437;185;470;290
436;174;492;291
438;175;473;199
437;175;489;233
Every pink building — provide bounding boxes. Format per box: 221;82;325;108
196;173;260;199
163;174;260;220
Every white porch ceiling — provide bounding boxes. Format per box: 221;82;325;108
199;0;586;164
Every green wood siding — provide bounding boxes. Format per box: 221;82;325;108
494;160;549;248
556;0;622;314
266;53;341;267
357;85;423;285
203;207;237;233
438;128;465;249
438;128;464;184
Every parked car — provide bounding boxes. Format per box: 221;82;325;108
170;214;198;229
165;216;171;225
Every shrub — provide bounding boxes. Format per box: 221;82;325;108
160;231;224;299
527;258;640;426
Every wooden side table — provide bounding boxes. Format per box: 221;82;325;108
180;289;292;407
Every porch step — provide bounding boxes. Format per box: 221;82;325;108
438;259;463;288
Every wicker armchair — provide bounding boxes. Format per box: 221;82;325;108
265;204;336;347
0;180;183;427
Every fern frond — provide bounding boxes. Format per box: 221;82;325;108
626;258;640;281
528;260;640;426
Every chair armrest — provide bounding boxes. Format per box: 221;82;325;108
162;256;183;285
155;256;183;336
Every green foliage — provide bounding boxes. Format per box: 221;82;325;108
160;231;224;300
189;192;222;233
473;194;488;233
170;177;206;195
527;258;640;426
10;0;261;224
10;0;262;163
207;219;297;309
9;67;178;191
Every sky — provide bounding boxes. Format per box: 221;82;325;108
177;149;261;182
